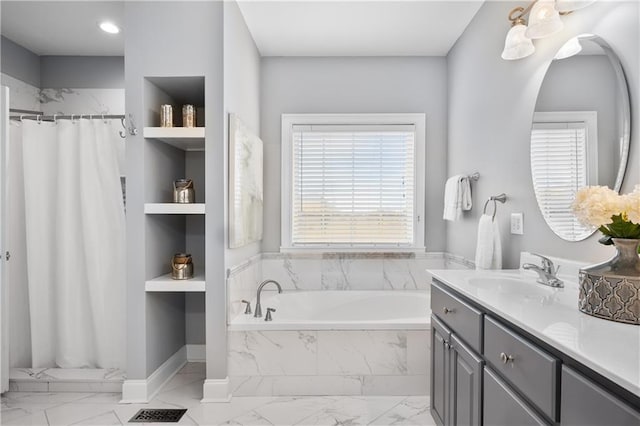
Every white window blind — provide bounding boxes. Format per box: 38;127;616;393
531;121;592;240
291;124;415;246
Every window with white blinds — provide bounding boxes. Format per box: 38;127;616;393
281;114;425;250
531;118;594;240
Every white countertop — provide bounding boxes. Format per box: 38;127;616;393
428;268;640;397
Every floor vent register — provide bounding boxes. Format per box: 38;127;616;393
129;408;188;423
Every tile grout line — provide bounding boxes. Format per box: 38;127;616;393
44;407;52;426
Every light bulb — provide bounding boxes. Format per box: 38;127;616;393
502;23;536;60
525;0;564;39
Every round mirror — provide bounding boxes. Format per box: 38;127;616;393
530;34;630;241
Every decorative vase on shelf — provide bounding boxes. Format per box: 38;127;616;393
578;238;640;325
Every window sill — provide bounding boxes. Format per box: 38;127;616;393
279;246;427;255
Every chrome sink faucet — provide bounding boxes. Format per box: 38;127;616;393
523;253;564;288
254;279;282;318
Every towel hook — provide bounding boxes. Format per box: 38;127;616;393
119;117;127;139
483;193;507;221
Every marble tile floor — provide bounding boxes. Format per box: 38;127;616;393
1;363;436;426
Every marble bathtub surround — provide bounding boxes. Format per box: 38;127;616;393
228;252;472;321
227;254;262;321
228;330;429;396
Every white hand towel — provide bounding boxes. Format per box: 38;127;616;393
443;175;472;221
475;214;502;270
460;177;472;212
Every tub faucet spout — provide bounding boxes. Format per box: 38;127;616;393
254;279;282;318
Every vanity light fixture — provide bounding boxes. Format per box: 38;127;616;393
502;0;596;61
525;0;564;39
99;21;120;35
554;36;582;59
501;14;536;60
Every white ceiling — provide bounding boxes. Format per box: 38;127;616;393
237;0;485;57
1;1;484;58
1;1;124;56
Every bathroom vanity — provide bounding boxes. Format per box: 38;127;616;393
428;269;640;426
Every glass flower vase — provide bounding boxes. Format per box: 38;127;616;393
578;238;640;325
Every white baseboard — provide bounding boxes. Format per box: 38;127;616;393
202;378;231;403
120;346;187;403
186;344;205;362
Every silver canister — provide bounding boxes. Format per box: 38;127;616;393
171;253;194;280
173;179;195;203
182;104;196;128
160;104;173;127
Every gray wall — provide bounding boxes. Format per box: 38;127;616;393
260;57;448;252
535;54;619;188
1;36;124;89
40;56;124;88
1;36;40;87
125;1;225;379
224;0;262;268
446;0;639;267
181;1;263;346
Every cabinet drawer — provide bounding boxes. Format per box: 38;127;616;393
431;281;483;352
484;316;559;421
562;366;640;426
484;367;549;426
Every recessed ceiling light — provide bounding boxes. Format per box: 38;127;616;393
99;21;120;34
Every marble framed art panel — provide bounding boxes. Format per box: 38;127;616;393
229;113;264;248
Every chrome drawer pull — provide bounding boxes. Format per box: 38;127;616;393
500;352;514;364
442;307;455;314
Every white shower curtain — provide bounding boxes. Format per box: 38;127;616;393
19;118;125;369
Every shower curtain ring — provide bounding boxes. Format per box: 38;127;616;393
102;114;106;124
53;114;58;124
19;115;25;122
36;115;42;124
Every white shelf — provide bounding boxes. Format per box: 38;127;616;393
144;203;205;214
143;127;205;151
145;272;205;292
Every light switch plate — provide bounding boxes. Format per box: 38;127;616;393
511;213;524;235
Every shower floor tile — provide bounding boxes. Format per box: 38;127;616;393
1;363;437;425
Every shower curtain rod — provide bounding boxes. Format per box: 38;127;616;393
9;113;126;121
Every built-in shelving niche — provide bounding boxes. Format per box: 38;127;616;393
143;76;206;293
141;75;207;371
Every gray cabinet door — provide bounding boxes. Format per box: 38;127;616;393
484;316;559;421
432;281;484;352
483;367;549;426
449;334;483;426
561;366;640;426
431;315;451;426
